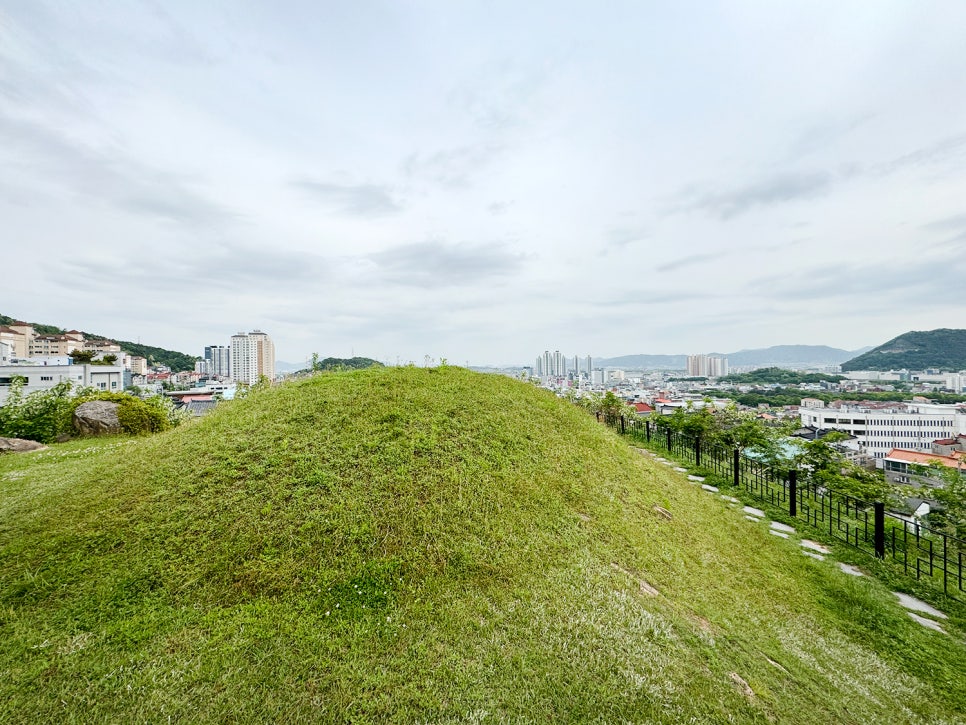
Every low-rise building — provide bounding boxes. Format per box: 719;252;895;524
799;399;966;459
0;364;124;405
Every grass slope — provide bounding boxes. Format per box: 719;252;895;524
1;367;965;723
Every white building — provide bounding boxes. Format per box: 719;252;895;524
686;354;729;377
0;364;124;405
230;331;275;384
799;400;966;459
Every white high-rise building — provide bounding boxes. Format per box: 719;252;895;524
230;330;275;384
687;354;729;377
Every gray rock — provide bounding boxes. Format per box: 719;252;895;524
73;401;122;435
0;437;47;453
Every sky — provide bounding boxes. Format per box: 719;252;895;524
3;1;966;367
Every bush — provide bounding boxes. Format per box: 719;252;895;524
72;391;173;436
0;379;75;443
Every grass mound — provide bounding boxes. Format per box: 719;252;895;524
1;367;964;722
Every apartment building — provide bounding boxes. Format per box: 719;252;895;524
686;354;729;377
230;330;275;384
798;400;966;459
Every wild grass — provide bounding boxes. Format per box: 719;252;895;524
1;366;964;722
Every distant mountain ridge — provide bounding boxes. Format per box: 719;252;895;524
596;344;867;370
841;329;966;371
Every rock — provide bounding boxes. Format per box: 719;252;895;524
0;437;47;453
73;401;122;435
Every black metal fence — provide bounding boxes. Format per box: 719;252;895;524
598;412;966;600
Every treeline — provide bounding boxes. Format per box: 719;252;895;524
83;334;199;372
308;355;384;372
706;387;966;408
720;367;845;385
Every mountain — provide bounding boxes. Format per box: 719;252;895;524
596;345;866;370
842;329;966;371
1;367;963;721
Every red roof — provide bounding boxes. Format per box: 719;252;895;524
885;449;963;469
633;402;654;413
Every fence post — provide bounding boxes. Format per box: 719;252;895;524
666;427;672;451
694;436;701;467
645;420;651;442
788;470;797;517
874;502;885;559
733;448;740;488
620;415;625;435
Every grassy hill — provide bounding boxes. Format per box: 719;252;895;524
842;328;966;371
1;367;964;722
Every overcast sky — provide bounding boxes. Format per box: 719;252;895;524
3;1;966;366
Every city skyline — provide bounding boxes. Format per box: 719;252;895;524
3;3;966;365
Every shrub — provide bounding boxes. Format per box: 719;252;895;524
0;379;75;443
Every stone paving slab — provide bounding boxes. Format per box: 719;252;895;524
770;522;795;534
838;563;863;576
908;612;945;633
701;484;719;493
687;475;705;482
673;467;687;472
721;496;740;503
802;551;825;561
769;531;789;539
744;515;762;522
800;540;830;554
742;506;765;518
894;592;947;619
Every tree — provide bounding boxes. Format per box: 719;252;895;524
69;349;95;364
916;463;966;540
791;434;892;502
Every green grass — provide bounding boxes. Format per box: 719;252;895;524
1;367;965;723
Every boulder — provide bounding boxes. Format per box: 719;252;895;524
73;400;122;435
0;437;47;453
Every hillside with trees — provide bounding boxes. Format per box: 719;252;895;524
720;367;845;385
0;313;198;371
842;329;966;371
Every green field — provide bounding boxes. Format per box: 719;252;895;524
1;367;964;722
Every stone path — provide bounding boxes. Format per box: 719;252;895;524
640;446;954;636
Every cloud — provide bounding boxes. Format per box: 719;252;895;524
921;212;966;248
752;255;966;306
0;111;236;225
367;241;526;288
655;251;729;273
677;171;832;220
875;133;966;176
57;244;325;296
291;179;402;216
488;200;513;215
404;144;504;188
604;226;649;249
